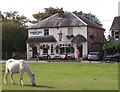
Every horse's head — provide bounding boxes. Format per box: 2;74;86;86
30;74;36;86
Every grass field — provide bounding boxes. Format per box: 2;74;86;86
1;62;118;90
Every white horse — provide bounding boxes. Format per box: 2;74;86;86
4;59;36;86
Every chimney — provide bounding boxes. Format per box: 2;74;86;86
118;1;120;16
58;8;64;18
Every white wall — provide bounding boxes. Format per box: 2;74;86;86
73;26;87;39
27;26;88;59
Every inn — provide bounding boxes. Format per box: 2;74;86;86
26;8;105;60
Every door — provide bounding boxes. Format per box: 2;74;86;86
32;46;37;58
77;44;83;57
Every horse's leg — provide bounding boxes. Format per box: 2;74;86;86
10;72;15;85
19;72;24;86
4;67;9;84
4;72;8;84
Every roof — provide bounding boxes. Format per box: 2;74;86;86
71;34;87;44
26;35;57;43
75;14;103;29
110;16;120;30
28;12;104;29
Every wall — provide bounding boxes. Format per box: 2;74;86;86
87;27;104;52
27;26;88;59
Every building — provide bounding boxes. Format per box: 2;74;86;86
110;2;120;41
26;9;105;60
110;16;120;41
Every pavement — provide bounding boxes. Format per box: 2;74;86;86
0;59;101;63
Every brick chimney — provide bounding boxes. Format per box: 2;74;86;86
118;1;120;16
58;8;64;18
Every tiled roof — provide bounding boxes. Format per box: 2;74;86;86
110;16;120;30
71;34;87;44
26;35;57;43
28;12;104;29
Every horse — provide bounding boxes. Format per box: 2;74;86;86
4;59;36;86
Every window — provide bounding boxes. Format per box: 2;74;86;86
59;44;74;54
60;47;65;54
44;29;49;36
51;45;53;54
68;27;73;35
114;31;120;40
43;48;48;54
56;49;59;54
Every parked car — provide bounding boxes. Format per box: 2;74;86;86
104;55;113;61
52;55;65;60
111;52;120;62
88;52;100;61
104;52;120;62
41;53;51;60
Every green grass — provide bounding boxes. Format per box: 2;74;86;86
2;62;118;90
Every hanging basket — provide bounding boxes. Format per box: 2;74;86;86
66;35;74;39
40;45;49;49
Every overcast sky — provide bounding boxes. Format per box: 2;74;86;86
0;0;120;37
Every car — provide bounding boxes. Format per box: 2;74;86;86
88;52;100;61
111;52;120;62
104;52;120;62
41;53;51;60
104;55;112;61
52;55;65;60
103;55;113;62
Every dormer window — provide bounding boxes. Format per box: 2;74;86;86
44;29;49;36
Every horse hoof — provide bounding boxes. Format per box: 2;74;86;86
19;84;23;86
21;84;24;86
5;83;8;85
12;83;15;85
32;84;36;86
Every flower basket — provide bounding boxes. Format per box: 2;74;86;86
66;35;74;39
40;45;49;49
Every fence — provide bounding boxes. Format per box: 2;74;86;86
2;52;27;60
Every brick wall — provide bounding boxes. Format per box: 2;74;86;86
87;27;104;53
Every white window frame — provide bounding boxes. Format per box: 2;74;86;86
68;27;73;35
44;29;49;36
114;30;120;40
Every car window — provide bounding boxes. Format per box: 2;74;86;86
89;52;99;55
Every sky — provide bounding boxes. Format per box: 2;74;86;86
0;0;120;37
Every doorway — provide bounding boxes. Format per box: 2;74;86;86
77;44;83;57
32;46;37;57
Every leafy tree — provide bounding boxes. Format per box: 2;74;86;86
32;7;58;23
4;11;29;27
2;11;28;59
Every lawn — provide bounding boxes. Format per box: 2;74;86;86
1;62;118;90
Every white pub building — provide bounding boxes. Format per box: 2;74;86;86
26;8;104;60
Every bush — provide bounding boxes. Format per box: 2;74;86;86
102;41;120;55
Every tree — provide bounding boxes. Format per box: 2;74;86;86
32;7;58;23
2;11;28;59
3;11;29;27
